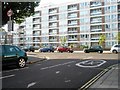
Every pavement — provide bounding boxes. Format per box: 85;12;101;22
89;64;119;89
26;52;47;64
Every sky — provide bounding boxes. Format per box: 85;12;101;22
40;0;91;6
40;0;77;6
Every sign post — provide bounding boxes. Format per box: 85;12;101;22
7;9;13;44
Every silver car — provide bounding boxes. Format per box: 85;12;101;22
110;44;120;54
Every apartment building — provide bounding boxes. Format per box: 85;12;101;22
15;17;33;48
31;0;119;49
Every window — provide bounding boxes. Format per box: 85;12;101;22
14;46;21;51
5;46;16;53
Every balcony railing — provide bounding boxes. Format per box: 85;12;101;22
68;30;78;34
90;11;102;15
91;29;102;32
68;38;77;41
49;39;57;42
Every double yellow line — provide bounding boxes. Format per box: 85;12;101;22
79;64;117;90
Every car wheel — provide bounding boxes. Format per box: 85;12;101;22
69;50;73;53
98;51;102;53
84;50;88;53
18;58;26;68
112;50;117;54
48;50;51;52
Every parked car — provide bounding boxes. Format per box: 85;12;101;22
22;46;35;52
84;45;103;53
110;44;120;54
39;46;55;52
0;45;28;68
57;46;73;53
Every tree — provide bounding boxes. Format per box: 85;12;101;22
60;36;67;46
2;2;39;25
99;34;106;46
116;32;120;44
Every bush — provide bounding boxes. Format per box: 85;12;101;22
79;45;88;49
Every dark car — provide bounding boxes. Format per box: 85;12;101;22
57;46;73;53
22;46;35;52
0;45;28;68
84;45;103;53
39;46;55;52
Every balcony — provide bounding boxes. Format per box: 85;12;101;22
68;38;77;41
91;29;102;32
49;8;58;14
49;32;57;35
91;38;99;41
33;40;40;42
49;18;57;21
68;4;78;11
68;30;78;34
90;2;102;7
90;11;102;16
91;19;102;24
33;19;41;24
49;39;57;42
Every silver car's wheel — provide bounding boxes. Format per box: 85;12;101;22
18;58;26;68
113;50;117;54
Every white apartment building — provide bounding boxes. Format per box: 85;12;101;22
14;16;33;49
18;0;120;49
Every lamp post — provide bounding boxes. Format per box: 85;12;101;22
7;9;13;45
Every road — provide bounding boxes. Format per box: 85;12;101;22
2;55;118;89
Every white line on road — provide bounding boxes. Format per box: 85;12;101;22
40;61;76;70
56;71;60;74
27;82;36;88
0;74;15;79
3;67;29;73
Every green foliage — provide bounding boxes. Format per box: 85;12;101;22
116;32;120;44
60;36;67;46
99;34;106;46
69;44;74;48
79;45;88;49
2;2;39;25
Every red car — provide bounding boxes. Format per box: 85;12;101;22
57;46;73;53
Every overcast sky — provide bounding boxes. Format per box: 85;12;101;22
40;0;76;5
40;0;92;5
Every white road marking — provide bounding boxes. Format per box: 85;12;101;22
67;65;71;67
40;61;75;70
65;80;71;83
0;74;15;79
76;60;106;68
36;63;41;66
3;67;29;73
27;82;36;88
56;71;60;74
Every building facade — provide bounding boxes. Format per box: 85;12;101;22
14;16;34;49
16;0;119;49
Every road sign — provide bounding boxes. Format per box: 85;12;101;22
7;9;13;17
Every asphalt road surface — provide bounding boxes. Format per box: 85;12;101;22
2;57;118;89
